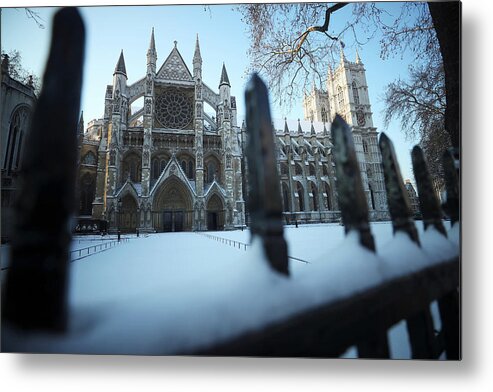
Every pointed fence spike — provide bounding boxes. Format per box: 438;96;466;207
3;7;85;331
331;114;375;251
379;133;420;245
411;146;447;236
442;148;460;225
245;73;289;276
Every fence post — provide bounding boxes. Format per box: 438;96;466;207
436;148;461;359
442;148;460;225
331;114;375;251
331;115;387;357
411;146;446;236
379;133;420;244
245;73;289;276
380;134;441;358
2;8;85;331
412;146;460;359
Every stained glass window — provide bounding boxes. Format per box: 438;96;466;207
154;88;193;129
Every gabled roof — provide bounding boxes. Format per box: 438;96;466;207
156;42;193;81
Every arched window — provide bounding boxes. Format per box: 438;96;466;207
352;81;360;105
282;183;290;212
188;160;194;179
369;183;376;210
122;153;141;183
152;156;168;180
130;162;138;182
297;182;305;212
181;160;187;174
160;159;167;173
152;158;159;179
363;140;369;153
322;164;329;176
309;163;316;177
4;106;31;174
79;173;96;216
280;162;289;176
321;107;328;123
311;182;318;211
325;183;332;210
82;151;97;165
207;161;217;183
337;86;344;110
295;163;303;176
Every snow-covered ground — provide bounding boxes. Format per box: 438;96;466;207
1;221;459;357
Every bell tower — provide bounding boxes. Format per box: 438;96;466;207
327;48;388;215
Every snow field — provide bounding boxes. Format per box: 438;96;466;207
2;221;459;357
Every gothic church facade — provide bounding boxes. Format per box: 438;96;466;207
301;49;388;218
78;31;245;233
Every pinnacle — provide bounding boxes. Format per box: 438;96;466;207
355;48;362;64
148;27;156;53
194;33;202;62
114;50;127;77
219;63;230;88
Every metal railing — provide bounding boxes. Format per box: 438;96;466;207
198;232;249;250
70;238;130;262
197;232;310;264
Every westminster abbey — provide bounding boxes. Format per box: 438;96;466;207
76;32;388;233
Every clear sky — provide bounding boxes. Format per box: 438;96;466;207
2;3;424;183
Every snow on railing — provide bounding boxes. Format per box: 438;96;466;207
1;8;459;359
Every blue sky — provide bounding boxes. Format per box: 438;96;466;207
2;3;423;182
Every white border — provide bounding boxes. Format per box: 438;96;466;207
1;0;491;391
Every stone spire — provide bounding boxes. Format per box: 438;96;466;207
219;63;231;88
114;50;127;78
284;117;290;134
78;111;84;141
193;34;202;78
310;120;316;135
323;122;328;136
339;42;346;64
355;48;362;64
147;28;157;67
297;118;303;134
193;34;202;64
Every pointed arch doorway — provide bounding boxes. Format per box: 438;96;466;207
153;177;193;232
120;194;138;232
206;194;224;231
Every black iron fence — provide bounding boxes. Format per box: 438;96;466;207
1;8;459;358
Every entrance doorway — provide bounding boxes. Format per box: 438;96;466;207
153;176;193;232
207;211;218;231
120;194;138;233
206;194;224;231
163;210;184;232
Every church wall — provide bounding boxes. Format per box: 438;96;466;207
1;63;37;242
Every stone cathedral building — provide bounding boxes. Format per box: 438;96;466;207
300;49;388;219
78;31;245;233
77;35;388;233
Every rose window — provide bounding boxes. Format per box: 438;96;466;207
154;89;193;129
